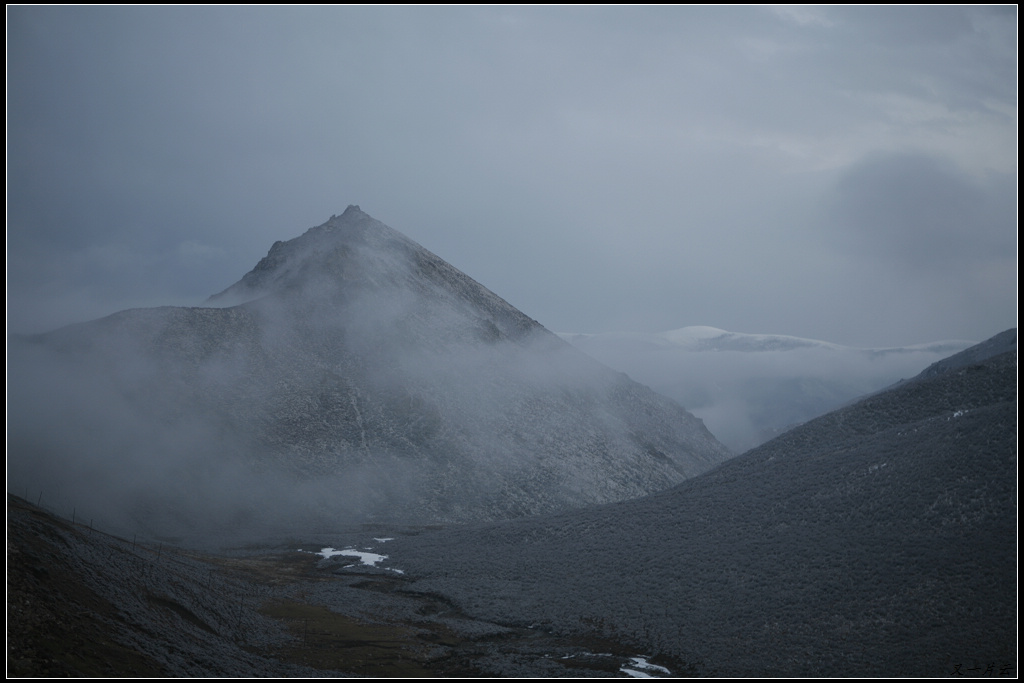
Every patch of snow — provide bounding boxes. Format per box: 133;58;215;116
621;668;654;678
627;656;671;675
317;547;387;567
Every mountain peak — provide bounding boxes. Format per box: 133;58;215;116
208;206;547;345
318;204;372;233
208;206;416;305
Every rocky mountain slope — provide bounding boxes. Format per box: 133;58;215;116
8;206;730;538
384;329;1017;676
915;327;1016;379
561;326;975;452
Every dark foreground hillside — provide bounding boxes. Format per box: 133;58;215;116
7;493;686;677
385;343;1017;676
6;494;315;677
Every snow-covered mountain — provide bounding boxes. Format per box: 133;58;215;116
8;206;730;537
560;326;975;452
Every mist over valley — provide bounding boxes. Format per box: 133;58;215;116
561;327;977;452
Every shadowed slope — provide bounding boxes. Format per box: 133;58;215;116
387;331;1017;676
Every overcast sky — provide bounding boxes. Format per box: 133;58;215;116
7;6;1017;347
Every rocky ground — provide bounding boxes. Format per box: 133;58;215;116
7;494;680;677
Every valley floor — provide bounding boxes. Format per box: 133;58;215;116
6;494;685;678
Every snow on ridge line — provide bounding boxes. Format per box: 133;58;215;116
558;327;976;353
662;325;729;340
661;327;845;350
557;327;840;351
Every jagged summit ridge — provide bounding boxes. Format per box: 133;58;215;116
209;206;543;345
210;205;414;302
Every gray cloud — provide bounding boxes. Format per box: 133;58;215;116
7;6;1017;346
830;152;1013;270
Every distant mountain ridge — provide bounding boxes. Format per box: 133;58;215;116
560;326;977;452
563;325;973;354
8;206;730;537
